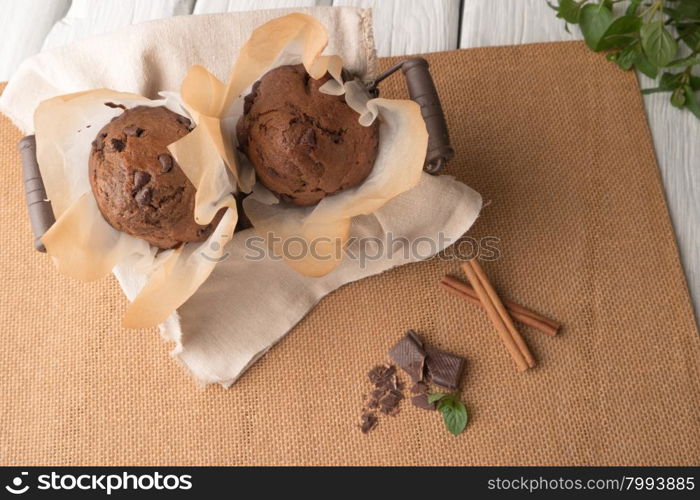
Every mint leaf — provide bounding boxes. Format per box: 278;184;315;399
579;3;614;51
640;21;678;67
427;392;448;404
441;401;468;436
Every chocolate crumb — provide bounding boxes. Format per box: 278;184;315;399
360;364;405;432
360;412;378;434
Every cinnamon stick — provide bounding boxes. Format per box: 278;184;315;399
466;260;536;368
440;276;559;337
460;261;529;371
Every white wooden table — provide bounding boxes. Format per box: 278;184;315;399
1;0;697;318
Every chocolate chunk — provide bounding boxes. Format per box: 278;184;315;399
300;128;316;148
108;138;125;152
360;412;378;434
132;171;151;192
134;187;152;206
411;394;436;411
425;347;465;390
411;382;428;394
158;153;174;173
124;125;144;137
368;364;396;386
388;331;426;382
378;389;402;415
91;139;104;151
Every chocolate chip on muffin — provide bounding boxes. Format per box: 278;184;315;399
236;64;380;206
89;105;222;249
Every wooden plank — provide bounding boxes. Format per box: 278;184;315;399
460;0;700;318
333;0;460;57
194;0;332;14
0;0;71;80
460;0;574;48
42;0;196;50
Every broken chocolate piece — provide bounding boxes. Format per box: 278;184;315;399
360;412;378;434
425;347;465;390
379;389;402;415
411;393;436;411
368;364;397;389
388;331;426;382
411;382;428;394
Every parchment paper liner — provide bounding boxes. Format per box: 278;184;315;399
180;13;429;276
35;90;238;328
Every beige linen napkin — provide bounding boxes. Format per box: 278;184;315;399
1;7;482;386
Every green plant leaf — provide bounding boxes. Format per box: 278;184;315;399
667;55;700;68
427;392;448;404
690;76;700;91
579;3;614;51
678;24;700;52
554;0;583;24
640;20;678;67
625;0;642;16
615;46;638;70
634;50;658;78
598;15;642;50
684;85;700;118
671;87;687;107
441;401;468;436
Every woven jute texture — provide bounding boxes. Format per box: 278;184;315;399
1;42;699;466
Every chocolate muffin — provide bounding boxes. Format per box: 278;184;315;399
89;105;219;249
236;64;380;206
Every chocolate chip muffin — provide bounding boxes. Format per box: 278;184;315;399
89;105;219;249
236;64;380;206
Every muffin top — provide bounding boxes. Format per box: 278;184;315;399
89;105;219;249
236;64;380;206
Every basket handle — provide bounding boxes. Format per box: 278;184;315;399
367;57;454;174
20;57;454;252
19;135;54;252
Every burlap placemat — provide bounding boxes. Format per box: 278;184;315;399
1;42;698;466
